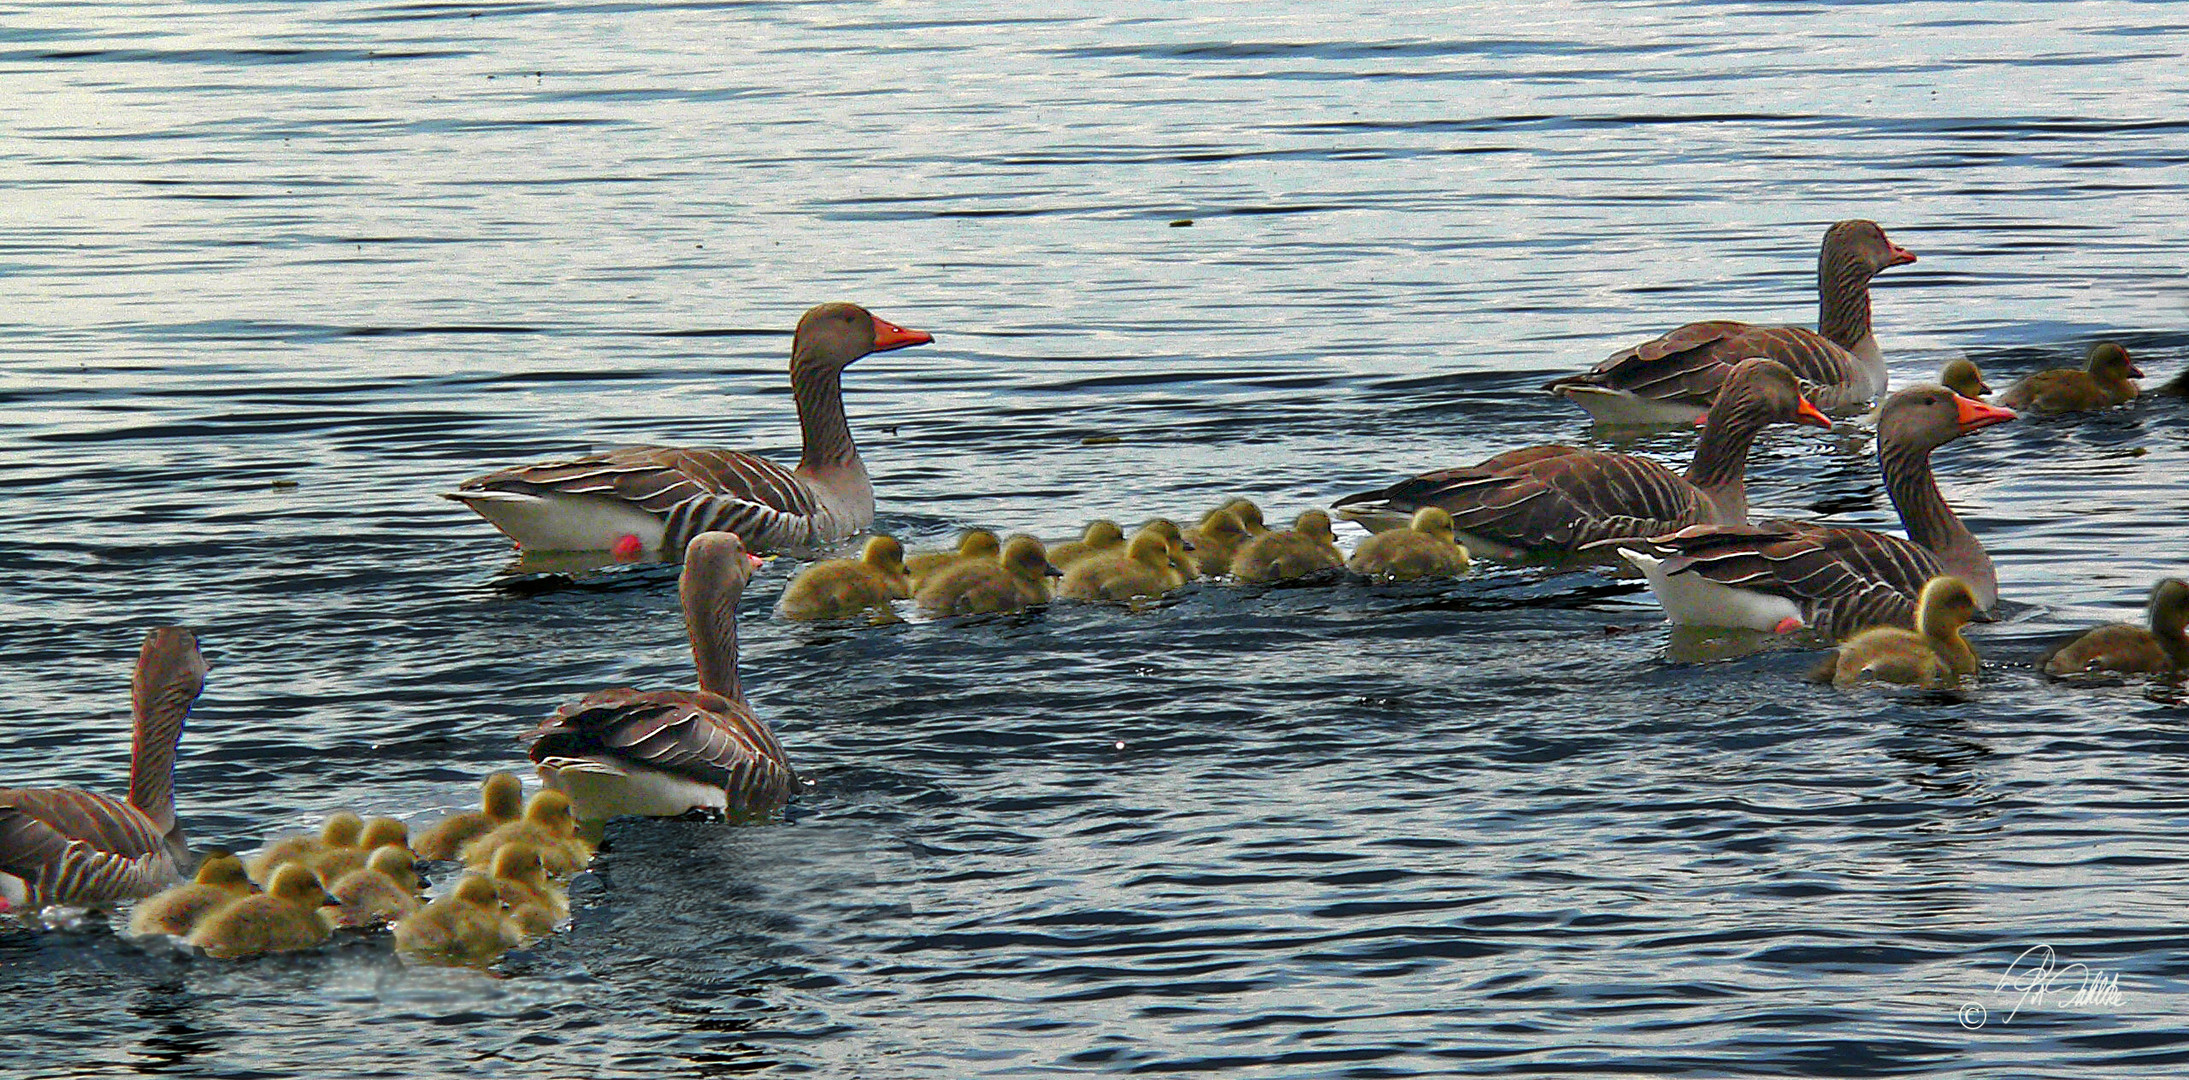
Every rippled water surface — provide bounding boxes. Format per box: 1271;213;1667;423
4;2;2188;1076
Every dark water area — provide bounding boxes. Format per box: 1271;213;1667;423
4;2;2187;1077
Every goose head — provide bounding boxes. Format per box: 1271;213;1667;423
1195;508;1250;547
2150;578;2189;641
1408;506;1458;543
1221;498;1268;534
522;790;578;838
451;874;502;911
1294;509;1337;547
1000;535;1061;582
1823;219;1916;276
319;812;366;848
359;817;409;850
1878;384;2016;453
1706;358;1832;430
954;530;1002;561
1078;520;1125;548
2087;341;2141;382
489;843;551;889
1914;576;1982;639
1939;358;1990;400
862;535;907;574
792;302;932;373
367;846;418;889
482;771;525;820
195;852;250;892
1124;530;1174;569
267;863;331;909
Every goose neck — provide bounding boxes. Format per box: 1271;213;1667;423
791;359;858;473
1817;250;1875;351
1880;438;1994;607
1683;404;1764;523
684;576;743;701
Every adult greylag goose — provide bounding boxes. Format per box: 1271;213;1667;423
127;851;251;938
393;874;523;965
446;303;931;557
916;535;1060;616
2039;578;2189;676
1059;529;1186;602
413;771;525;861
1335;359;1831;558
905;530;1001;589
1346;507;1474;581
1;627;205;913
1231;510;1345;583
526;531;798;823
1940;359;1990;400
1614;385;2016;636
187;863;333;959
1811;576;1982;688
1544;221;1916;423
1998;342;2140;414
778;534;910;621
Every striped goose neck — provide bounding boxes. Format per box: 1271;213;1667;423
683;572;743;702
128;670;196;840
1817;248;1875;352
1683;398;1768;522
790;356;857;473
1880;438;1994;605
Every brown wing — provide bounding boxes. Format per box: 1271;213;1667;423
1630;522;1944;636
525;689;797;816
1546;321;1865;408
1345;451;1707;554
0;788;183;906
458;446;823;519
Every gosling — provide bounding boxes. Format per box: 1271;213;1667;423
1999;341;2141;414
328;846;422;929
247;811;365;884
1047;520;1127;570
187;863;333;959
488;843;570;939
128;851;253;939
461;789;592;877
1230;509;1344;583
779;535;911;621
2040;577;2189;676
393;874;524;965
1813;576;1983;689
1059;529;1186;603
1185;507;1253;577
915;535;1060;616
1346;507;1473;581
905;530;1001;589
414;771;527;861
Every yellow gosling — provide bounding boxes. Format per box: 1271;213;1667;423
306;816;410;882
1940;358;1991;400
1185;507;1253;577
915;535;1059;616
328;846;421;930
2042;578;2189;676
1347;507;1474;581
905;530;1001;589
247;811;364;884
127;852;252;939
1230;509;1344;583
1059;529;1186;603
460;790;592;877
393;874;524;965
414;771;526;861
779;535;911;621
1819;576;1983;688
1047;520;1127;570
489;843;570;939
187;863;333;959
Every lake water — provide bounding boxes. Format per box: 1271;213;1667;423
3;2;2187;1076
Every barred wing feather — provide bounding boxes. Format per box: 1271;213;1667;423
525;690;796;816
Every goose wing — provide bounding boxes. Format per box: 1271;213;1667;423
1626;522;1943;635
0;789;182;906
453;446;823;518
524;689;797;815
1349;452;1706;553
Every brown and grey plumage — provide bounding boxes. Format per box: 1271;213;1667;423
1615;386;2016;637
1998;342;2141;414
446;303;933;557
528;532;798;823
779;534;911;621
187;863;333;959
1335;359;1831;558
2039;578;2189;676
1231;510;1345;583
413;772;526;861
1347;507;1474;581
916;535;1060;616
1811;576;1983;688
127;851;251;938
1545;221;1916;424
1;627;205;913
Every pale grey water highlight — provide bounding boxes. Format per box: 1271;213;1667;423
3;2;2188;1076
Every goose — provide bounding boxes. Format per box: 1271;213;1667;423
247;811;365;885
1939;358;1991;401
413;772;526;861
2039;578;2189;676
915;535;1060;616
1998;342;2141;414
1335;359;1832;557
1221;498;1268;536
779;535;910;621
905;530;1001;590
328;846;422;929
460;790;593;876
1347;507;1474;581
488;843;569;939
1231;510;1345;583
1047;520;1127;570
1811;576;1982;688
1059;529;1186;603
1;627;205;913
1545;221;1916;424
445;302;932;557
1137;518;1198;581
1614;385;2016;637
305;816;411;882
526;531;799;824
187;863;333;959
393;874;523;965
127;851;251;939
1184;507;1253;577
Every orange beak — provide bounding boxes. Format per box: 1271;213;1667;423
1793;397;1832;429
1954;394;2016;431
871;316;933;352
1887;244;1916;267
745;552;765;571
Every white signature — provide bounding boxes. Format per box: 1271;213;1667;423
1958;945;2125;1029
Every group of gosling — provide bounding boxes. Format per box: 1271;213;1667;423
127;772;592;965
778;497;1474;622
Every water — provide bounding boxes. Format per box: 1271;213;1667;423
4;1;2187;1076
